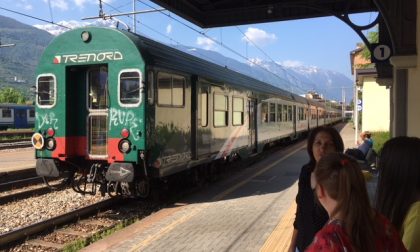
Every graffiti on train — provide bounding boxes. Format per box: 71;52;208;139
37;112;59;130
109;108;142;140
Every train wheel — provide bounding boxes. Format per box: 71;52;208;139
135;178;150;199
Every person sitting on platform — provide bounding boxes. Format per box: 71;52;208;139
344;131;374;163
306;153;406;252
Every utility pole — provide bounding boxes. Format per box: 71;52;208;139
353;67;359;145
342;87;345;122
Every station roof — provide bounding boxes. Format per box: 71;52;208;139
149;0;377;28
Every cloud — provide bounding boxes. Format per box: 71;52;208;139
241;27;277;46
74;0;99;8
43;0;68;11
166;24;172;34
14;0;32;10
196;36;217;50
279;60;304;67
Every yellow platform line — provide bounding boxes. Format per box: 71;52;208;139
260;201;297;252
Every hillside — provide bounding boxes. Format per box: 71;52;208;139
0;15;53;95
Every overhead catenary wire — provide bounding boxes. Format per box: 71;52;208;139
136;0;300;93
0;6;70;30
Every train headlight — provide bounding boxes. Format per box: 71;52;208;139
45;137;56;151
31;133;44;150
118;139;131;153
81;31;91;42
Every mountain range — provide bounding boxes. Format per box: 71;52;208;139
0;15;353;102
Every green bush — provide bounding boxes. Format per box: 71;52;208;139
371;131;390;153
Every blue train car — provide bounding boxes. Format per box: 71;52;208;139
0;104;35;129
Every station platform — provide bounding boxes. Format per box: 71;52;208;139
81;123;376;252
0;147;35;174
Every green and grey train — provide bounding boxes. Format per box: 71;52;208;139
32;27;342;197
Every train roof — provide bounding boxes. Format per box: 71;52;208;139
0;103;34;109
121;29;297;101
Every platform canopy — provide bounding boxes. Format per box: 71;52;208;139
149;0;377;28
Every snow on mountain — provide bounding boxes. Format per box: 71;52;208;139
173;45;352;102
34;19;119;36
34;20;353;102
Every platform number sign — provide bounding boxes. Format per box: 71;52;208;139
371;43;392;62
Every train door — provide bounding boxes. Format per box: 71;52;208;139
14;108;28;128
248;98;257;153
197;81;211;158
87;66;108;158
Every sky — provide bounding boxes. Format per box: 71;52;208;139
0;0;378;79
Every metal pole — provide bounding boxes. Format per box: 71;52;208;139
354;68;358;145
342;87;345;122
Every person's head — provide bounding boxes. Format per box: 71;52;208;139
307;126;344;166
376;136;420;230
312;152;375;251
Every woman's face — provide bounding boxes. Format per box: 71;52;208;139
313;131;336;163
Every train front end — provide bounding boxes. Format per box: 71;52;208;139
32;27;148;197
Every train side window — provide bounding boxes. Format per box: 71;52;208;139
261;102;268;123
269;103;276;123
172;76;185;106
288;105;293;122
2;108;11;118
283;105;288;121
36;75;56;107
233;97;244;126
29;109;35;118
157;72;185;107
119;70;141;106
201;92;208;127
277;104;282;122
214;94;228;127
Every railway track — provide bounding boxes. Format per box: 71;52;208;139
0;197;122;249
0;140;32;150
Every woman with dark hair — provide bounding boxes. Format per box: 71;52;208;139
307;153;406;251
376;136;420;252
288;126;344;252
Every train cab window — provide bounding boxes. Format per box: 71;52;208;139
277;104;282;122
2;108;11;118
233;97;244;126
157;73;185;107
214;94;228;127
261;102;268;123
29;109;35;118
88;67;108;110
36;75;56;107
119;70;141;106
269;103;276;123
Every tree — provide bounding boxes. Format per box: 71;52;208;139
0;87;26;104
361;31;379;61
